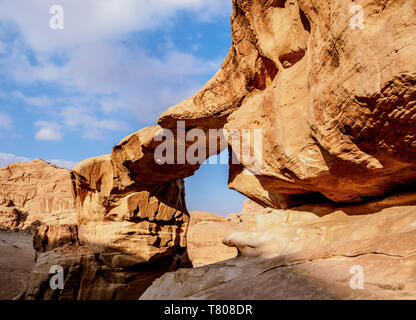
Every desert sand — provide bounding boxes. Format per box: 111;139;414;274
0;229;35;300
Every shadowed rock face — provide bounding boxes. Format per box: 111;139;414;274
24;224;191;300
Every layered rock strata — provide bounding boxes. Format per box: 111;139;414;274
16;0;416;300
0;159;76;231
24;130;192;299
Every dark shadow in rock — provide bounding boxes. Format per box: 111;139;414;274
22;224;192;300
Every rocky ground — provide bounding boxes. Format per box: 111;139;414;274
0;206;253;300
0;229;35;300
187;201;269;267
142;193;416;300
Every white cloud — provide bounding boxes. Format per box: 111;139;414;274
54;44;221;119
48;159;76;169
0;0;230;137
35;121;63;141
0;21;223;124
0;0;232;52
0;153;30;168
0;38;62;84
0;112;12;130
61;106;127;139
12;90;56;108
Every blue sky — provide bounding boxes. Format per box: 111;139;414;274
0;0;246;216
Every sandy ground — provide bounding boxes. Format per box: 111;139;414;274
0;230;35;300
188;211;244;267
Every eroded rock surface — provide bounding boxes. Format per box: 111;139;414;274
187;200;273;267
12;0;416;300
227;199;270;226
141;193;416;300
24;129;192;300
72;154;189;263
141;0;416;300
158;0;416;208
0;230;35;300
0;159;76;231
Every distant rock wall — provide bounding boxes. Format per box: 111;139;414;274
0;159;76;231
188;211;246;267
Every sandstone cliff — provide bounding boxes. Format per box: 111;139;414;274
0;160;250;299
0;160;252;299
0;159;76;231
159;0;416;208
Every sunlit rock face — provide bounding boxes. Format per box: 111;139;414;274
72;152;189;264
0;159;76;231
141;0;416;301
159;0;416;208
0;159;74;214
24;128;192;300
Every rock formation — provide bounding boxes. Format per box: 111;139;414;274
141;192;416;300
24;129;193;300
187;202;272;267
9;0;416;300
227;199;270;225
141;0;416;300
159;0;416;209
0;159;76;231
0;160;256;298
